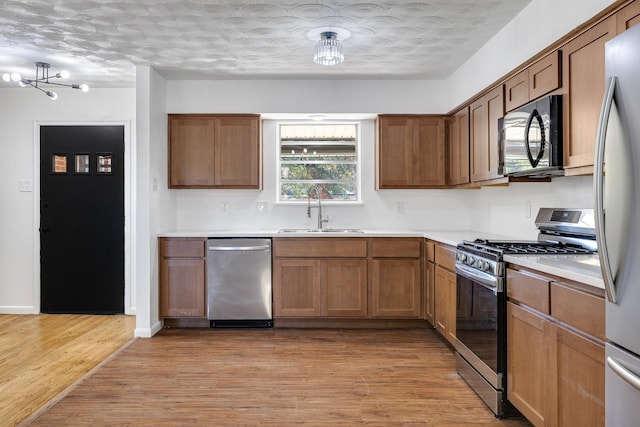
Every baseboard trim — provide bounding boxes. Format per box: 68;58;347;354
134;320;163;338
0;306;37;314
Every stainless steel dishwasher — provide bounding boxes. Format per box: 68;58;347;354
206;238;272;327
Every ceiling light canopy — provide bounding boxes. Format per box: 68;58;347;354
314;31;344;66
2;62;89;100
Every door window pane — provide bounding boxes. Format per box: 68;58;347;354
75;154;90;174
52;154;67;174
97;154;112;174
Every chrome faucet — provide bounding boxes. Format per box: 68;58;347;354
307;185;328;229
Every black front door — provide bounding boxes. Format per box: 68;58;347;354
40;125;125;314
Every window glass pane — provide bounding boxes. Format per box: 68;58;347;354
278;123;360;203
75;154;90;174
52;154;67;173
97;154;112;174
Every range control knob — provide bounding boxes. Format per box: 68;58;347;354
457;252;466;263
467;256;475;266
481;261;491;272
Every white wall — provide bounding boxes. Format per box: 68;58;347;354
446;0;618;109
0;87;135;313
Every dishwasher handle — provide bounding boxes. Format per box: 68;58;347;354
208;244;271;252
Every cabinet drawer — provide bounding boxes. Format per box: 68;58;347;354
160;238;206;258
370;238;421;258
550;282;605;341
507;268;550;314
425;240;435;262
434;244;456;271
273;238;367;258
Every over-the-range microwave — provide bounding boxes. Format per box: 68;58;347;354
498;95;563;178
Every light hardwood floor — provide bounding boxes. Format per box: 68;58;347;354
25;326;532;426
0;314;135;426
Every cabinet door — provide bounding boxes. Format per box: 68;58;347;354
424;261;435;325
168;116;215;187
377;116;414;187
160;258;205;318
470;86;504;182
370;258;421;318
529;50;561;100
413;116;446;186
617;0;640;32
214;115;261;188
447;107;470;186
323;259;368;317
273;259;322;317
507;302;552;427
548;324;605;427
562;16;616;174
505;69;529;112
434;265;456;344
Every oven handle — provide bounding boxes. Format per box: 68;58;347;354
455;264;501;294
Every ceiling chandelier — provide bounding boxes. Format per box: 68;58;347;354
2;62;89;100
314;31;344;66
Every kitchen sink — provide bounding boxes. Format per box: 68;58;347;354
278;228;364;234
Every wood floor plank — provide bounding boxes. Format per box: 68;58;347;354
28;328;532;426
0;314;135;426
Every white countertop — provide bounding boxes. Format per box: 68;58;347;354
504;254;604;290
158;228;604;290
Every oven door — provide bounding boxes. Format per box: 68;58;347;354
455;263;505;390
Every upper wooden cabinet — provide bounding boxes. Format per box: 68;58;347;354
168;114;262;188
617;0;640;32
469;86;504;183
446;107;470;186
561;16;617;175
504;51;561;112
377;115;446;188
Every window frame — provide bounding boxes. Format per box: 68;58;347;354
275;120;362;205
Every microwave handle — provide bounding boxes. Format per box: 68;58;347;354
525;108;546;168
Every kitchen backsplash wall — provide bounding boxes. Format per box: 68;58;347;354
175;118;593;238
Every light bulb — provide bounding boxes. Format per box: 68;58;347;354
80;83;89;92
46;90;58;100
2;73;10;82
18;80;27;87
10;72;22;82
59;70;70;79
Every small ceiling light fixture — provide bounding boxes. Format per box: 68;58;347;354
2;62;89;100
314;31;344;66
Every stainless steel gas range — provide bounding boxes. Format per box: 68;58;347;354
454;208;597;417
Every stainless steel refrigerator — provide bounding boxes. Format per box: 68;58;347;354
595;23;640;426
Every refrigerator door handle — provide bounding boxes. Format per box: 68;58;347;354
607;356;640;391
594;76;618;304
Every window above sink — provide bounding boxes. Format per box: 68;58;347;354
277;122;362;204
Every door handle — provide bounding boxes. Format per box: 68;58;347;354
607;356;640;391
594;76;618;304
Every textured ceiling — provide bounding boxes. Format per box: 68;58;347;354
0;0;531;88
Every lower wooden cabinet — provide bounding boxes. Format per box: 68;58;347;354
432;243;457;345
507;302;551;426
272;237;423;320
434;265;456;345
506;266;605;427
273;258;367;317
159;238;206;318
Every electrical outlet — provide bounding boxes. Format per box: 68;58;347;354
257;201;268;213
19;179;32;192
221;201;229;212
525;201;532;218
396;201;405;214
